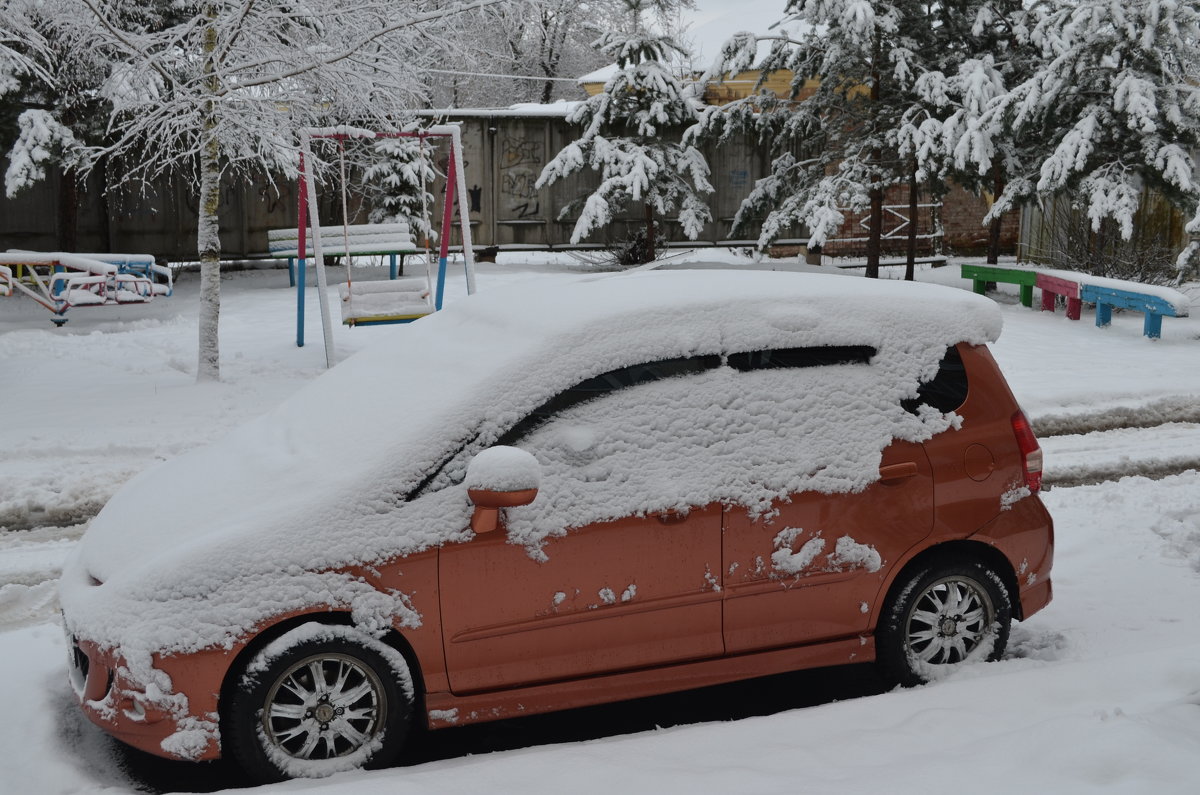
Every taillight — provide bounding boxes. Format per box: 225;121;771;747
1011;409;1043;492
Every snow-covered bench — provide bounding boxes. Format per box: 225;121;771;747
1082;280;1189;339
961;262;1190;339
268;222;419;286
962;262;1039;307
1036;271;1082;320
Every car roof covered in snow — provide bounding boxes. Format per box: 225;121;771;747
63;269;1001;654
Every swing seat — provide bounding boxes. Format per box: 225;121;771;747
338;278;433;326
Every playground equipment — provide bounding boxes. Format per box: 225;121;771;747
0;251;172;325
295;125;477;368
268;222;417;286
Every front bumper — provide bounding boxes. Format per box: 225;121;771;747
67;634;225;761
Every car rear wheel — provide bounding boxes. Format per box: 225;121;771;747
223;624;413;783
876;560;1012;687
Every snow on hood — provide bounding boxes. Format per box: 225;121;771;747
61;270;1001;654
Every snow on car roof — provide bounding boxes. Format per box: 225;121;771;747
62;269;1001;656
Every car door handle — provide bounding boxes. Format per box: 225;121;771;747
879;462;919;484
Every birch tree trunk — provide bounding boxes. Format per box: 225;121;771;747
196;4;221;382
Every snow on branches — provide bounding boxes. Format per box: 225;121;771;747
991;0;1200;240
537;2;712;250
363;136;440;244
0;0;47;97
4;110;88;198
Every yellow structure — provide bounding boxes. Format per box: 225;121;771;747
579;68;815;105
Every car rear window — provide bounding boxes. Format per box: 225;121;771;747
902;345;968;414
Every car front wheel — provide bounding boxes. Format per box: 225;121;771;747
223;624;414;783
876;560;1012;687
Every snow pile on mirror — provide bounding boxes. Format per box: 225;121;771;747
464;446;541;492
61;270;1002;659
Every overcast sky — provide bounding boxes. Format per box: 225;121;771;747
679;0;787;68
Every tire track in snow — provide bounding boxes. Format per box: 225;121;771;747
1039;416;1200;488
0;524;86;630
1031;395;1200;437
1044;457;1200;488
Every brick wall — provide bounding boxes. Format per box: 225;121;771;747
820;182;1018;258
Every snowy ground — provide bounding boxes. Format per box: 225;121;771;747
3;252;1200;793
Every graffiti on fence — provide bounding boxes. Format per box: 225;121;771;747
499;135;543;219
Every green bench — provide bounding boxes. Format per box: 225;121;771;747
961;263;1038;307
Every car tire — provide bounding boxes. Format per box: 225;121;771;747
223;624;413;783
876;560;1012;688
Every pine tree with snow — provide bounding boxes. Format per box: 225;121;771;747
987;0;1200;277
907;0;1041;265
0;0;170;249
362;136;440;245
880;1;987;279
536;0;712;263
692;0;946;278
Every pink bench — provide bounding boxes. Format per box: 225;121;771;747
1036;272;1082;320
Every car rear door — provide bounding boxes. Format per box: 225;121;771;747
719;346;957;654
722;439;935;654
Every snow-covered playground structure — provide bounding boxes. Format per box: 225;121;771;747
0;251;172;324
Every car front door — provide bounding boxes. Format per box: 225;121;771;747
438;357;727;694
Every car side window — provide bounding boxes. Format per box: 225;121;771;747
727;345;874;371
499;345;879;448
502;350;904;544
902;345;968;415
413;346;880;498
495;354;722;448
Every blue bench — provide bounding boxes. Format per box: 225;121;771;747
1080;284;1188;339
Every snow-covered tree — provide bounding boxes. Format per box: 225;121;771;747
4;109;89;199
906;0;1040;265
362;136;440;244
985;0;1200;276
0;0;47;96
693;1;944;278
537;0;712;263
430;0;624;107
46;0;503;381
1;0;169;249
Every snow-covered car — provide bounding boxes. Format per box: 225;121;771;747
60;269;1053;782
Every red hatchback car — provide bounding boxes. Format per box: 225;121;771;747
61;270;1052;781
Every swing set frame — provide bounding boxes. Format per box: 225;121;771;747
296;125;477;368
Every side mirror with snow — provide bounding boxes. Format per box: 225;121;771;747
465;446;540;534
